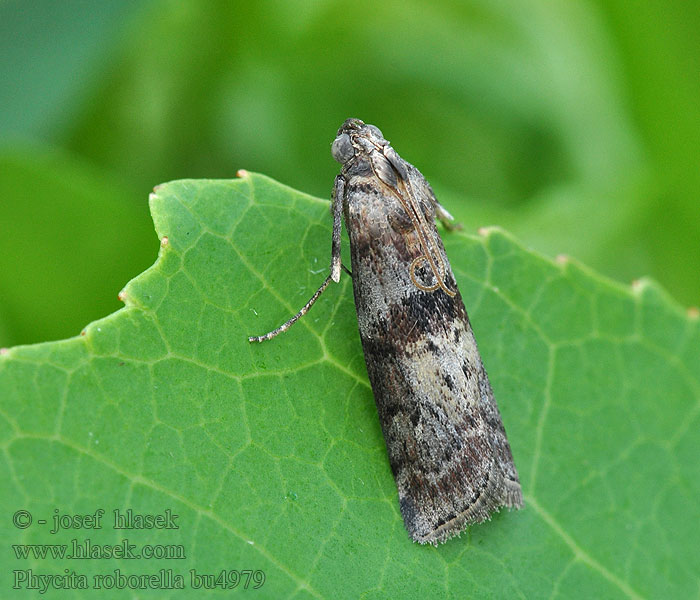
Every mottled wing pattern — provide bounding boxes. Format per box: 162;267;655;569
340;141;523;544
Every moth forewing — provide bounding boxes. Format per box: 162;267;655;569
249;118;523;544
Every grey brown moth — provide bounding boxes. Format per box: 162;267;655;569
249;118;523;544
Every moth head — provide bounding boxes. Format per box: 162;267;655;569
332;119;387;164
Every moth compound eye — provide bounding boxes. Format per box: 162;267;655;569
365;124;384;140
331;133;354;163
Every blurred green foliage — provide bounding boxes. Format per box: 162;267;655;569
1;0;699;347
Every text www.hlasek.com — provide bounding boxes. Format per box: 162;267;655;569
13;538;185;560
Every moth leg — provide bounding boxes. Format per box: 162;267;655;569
330;175;344;282
415;172;462;231
434;200;462;231
248;176;346;343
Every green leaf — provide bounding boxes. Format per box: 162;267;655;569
2;174;698;598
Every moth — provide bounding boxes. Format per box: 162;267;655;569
249;118;523;544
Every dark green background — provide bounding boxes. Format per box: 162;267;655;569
1;0;699;348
